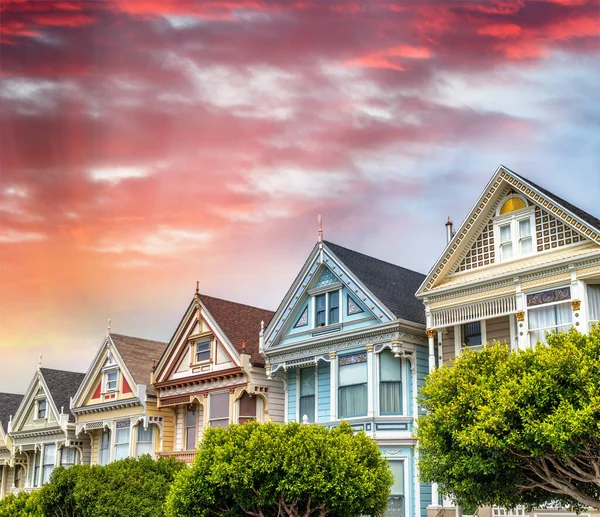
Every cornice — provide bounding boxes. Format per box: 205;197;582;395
71;398;142;415
158;373;247;399
154;366;243;390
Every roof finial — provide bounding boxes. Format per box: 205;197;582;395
106;318;111;337
38;354;42;370
196;280;199;294
317;214;323;242
241;340;246;353
260;320;265;335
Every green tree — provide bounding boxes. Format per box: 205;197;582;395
165;420;393;517
0;490;42;517
418;326;600;510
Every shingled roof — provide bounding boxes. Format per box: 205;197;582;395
324;241;426;325
0;392;23;432
40;368;85;422
512;171;600;233
199;294;275;366
110;334;168;393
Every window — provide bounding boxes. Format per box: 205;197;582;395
495;197;535;263
14;465;23;488
315;294;326;326
195;339;210;363
99;429;111;465
136;424;153;457
185;405;197;450
462;321;482;350
314;290;340;328
329;292;339;325
386;461;405;517
338;353;368;418
33;450;41;487
61;447;77;468
380;350;402;415
299;367;315;423
209;392;229;428
42;444;56;485
106;370;118;391
37;400;47;419
238;392;257;424
528;302;572;346
114;421;130;460
588;284;600;329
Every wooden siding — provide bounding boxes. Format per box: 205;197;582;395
442;326;455;365
486;315;511;345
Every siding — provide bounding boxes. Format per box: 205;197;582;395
288;368;297;422
486;315;511;345
175;406;184;451
420;482;432;517
415;345;428;416
443;326;455;365
317;362;330;422
249;367;286;424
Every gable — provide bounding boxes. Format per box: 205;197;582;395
419;166;600;294
155;298;240;383
11;372;60;434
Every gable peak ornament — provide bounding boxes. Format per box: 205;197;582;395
106;318;111;337
317;214;323;243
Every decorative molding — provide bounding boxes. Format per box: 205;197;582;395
159;374;247;398
516;311;525;322
425;329;437;338
571;300;581;311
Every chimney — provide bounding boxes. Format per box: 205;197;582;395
445;217;454;244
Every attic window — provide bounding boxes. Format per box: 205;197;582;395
495;196;535;262
195;339;211;363
106;370;118;392
37;400;47;419
499;197;527;215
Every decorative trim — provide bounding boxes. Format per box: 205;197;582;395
571;300;581;311
425;330;437;338
294;307;309;328
516;311;525;322
526;287;570;307
347;295;364;315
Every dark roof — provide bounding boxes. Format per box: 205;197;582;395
110;334;168;394
0;393;23;431
324;241;426;325
40;368;85;422
512;171;600;232
199;294;275;365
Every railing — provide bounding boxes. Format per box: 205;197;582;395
432;297;516;328
492;506;526;517
158;450;196;464
10;486;34;495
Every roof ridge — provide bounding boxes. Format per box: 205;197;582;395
40;367;85;375
199;293;275;314
110;332;167;344
323;240;426;276
0;392;24;396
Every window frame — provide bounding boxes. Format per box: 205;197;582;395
185;404;197;450
238;391;258;424
136;423;154;457
60;447;78;468
461;321;483;351
209;391;230;428
99;428;111;466
311;288;341;329
586;283;600;330
104;369;118;392
527;299;573;346
386;459;407;517
378;349;403;416
37;400;47;419
298;366;316;423
493;202;536;263
114;421;130;461
338;353;368;419
42;444;56;485
189;335;213;365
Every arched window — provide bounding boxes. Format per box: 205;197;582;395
136;423;153;457
60;447;78;468
238;392;257;424
495;195;535;262
99;428;111;465
498;196;527;215
185;405;197;450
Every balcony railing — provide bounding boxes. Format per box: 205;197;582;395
432;296;516;328
157;450;196;464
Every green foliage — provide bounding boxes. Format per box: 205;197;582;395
418;327;600;510
165;421;393;517
36;455;185;517
0;490;42;517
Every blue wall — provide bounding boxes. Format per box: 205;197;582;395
317;361;330;421
288;369;296;422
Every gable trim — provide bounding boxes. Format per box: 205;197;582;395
11;371;61;434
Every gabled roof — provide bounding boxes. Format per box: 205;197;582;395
40;368;85;422
199;294;275;365
0;392;23;430
110;333;168;387
324;241;426;325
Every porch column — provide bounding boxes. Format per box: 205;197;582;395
366;345;374;418
329;351;337;421
426;330;437;373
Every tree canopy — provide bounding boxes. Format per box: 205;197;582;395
418;326;600;510
165;420;393;517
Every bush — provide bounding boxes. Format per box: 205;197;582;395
0;490;42;517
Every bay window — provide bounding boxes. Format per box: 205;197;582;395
114;421;130;460
338;353;367;418
379;350;402;415
588;284;600;329
238;392;257;424
185;405;197;450
386;460;405;517
60;447;77;468
299;367;315;423
136;424;153;457
99;429;110;465
33;450;41;487
209;392;229;428
42;444;56;485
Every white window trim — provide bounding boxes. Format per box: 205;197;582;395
189;334;213;366
493;206;536;263
386;456;409;511
208;391;230;428
103;368;119;393
375;348;407;418
36;400;47;420
311;288;341;329
526;289;573;345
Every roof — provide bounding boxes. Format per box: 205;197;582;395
0;392;23;431
323;241;426;325
40;368;85;422
110;333;168;392
512;171;600;232
199;294;275;365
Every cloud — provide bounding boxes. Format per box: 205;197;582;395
0;229;47;243
87;165;153;184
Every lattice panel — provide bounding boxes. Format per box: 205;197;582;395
535;206;584;251
456;220;495;272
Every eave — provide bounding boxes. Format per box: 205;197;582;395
71;398;143;415
153;366;244;390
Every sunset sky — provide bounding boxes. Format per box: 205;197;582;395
1;0;599;393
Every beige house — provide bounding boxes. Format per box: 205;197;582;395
0;393;23;498
71;332;171;465
416;165;600;517
153;291;283;464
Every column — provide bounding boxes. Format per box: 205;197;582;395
437;331;443;368
366;344;374;418
426;330;437;373
329;351;337;420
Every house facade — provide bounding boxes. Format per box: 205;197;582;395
263;239;430;517
416;165;600;517
153;291;283;464
0;393;23;498
7;367;86;494
71;331;170;465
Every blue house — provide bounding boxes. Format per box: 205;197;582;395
262;237;430;517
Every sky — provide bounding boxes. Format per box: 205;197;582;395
1;0;599;393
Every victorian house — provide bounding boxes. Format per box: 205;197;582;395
262;237;429;517
7;367;86;493
0;393;23;498
153;291;281;464
416;165;600;517
70;331;170;465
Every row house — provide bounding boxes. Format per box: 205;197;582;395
0;393;22;498
153;292;284;464
71;332;171;466
263;239;429;517
3;367;86;495
416;165;600;517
